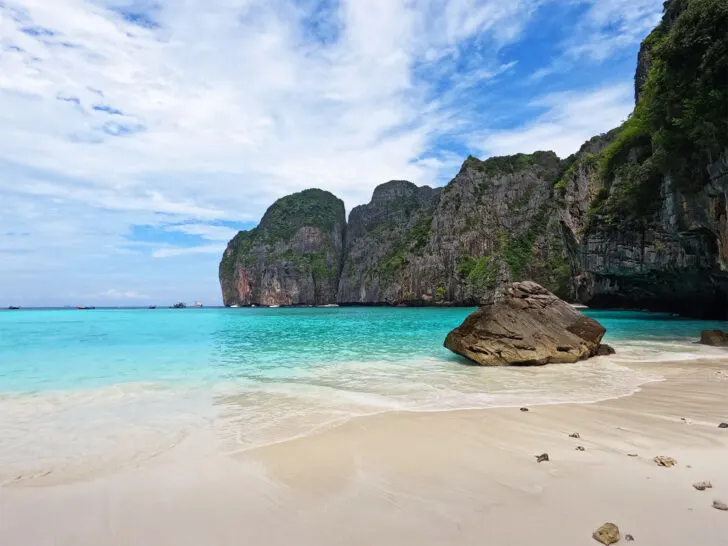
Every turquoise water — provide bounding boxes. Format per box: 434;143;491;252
1;307;727;480
1;307;725;393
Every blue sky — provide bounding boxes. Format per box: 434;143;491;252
0;0;662;307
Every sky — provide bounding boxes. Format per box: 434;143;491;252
0;0;663;307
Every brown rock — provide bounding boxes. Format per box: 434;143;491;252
693;481;712;491
576;446;586;452
535;453;549;463
597;344;616;356
627;453;638;457
520;407;530;412
654;456;677;468
700;330;728;346
444;282;607;366
625;534;634;542
569;432;581;439
713;500;728;511
719;422;728;429
593;523;620;545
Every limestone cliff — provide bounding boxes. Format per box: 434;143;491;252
220;0;728;317
337;181;441;304
337;153;571;306
219;189;345;307
564;0;728;318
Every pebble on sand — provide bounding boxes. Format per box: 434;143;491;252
693;481;712;491
576;446;586;452
535;453;549;463
627;453;638;457
714;500;728;511
653;456;677;468
593;523;620;545
569;432;581;439
625;534;634;542
719;422;728;429
520;407;530;412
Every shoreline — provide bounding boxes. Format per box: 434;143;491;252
2;357;728;545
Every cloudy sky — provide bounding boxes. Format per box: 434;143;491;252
0;0;662;307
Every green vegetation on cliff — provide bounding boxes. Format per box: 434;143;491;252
260;189;345;243
589;0;728;228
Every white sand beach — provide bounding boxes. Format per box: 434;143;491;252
2;358;727;546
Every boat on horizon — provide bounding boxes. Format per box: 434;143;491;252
76;306;96;310
8;306;20;310
171;302;187;309
148;306;157;309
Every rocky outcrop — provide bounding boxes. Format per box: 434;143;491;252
219;189;345;307
337;181;441;304
700;330;728;346
337;153;571;306
220;0;728;318
443;282;608;366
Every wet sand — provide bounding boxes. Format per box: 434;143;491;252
2;359;728;546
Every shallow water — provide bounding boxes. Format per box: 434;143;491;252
1;307;727;480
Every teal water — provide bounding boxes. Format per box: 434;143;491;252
2;307;725;393
1;307;727;480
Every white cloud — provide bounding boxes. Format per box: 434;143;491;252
152;244;227;259
103;288;150;300
164;224;239;242
0;0;653;305
478;83;633;158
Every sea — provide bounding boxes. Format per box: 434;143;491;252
1;307;727;481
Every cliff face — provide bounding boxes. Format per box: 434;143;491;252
566;0;728;318
337;181;441;304
220;0;728;317
219;189;346;307
338;153;571;306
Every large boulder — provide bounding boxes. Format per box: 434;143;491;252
444;281;609;366
700;330;728;346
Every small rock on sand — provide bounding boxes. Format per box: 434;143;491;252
627;453;638;457
593;523;620;545
719;422;728;429
520;407;530;412
625;534;634;541
535;453;549;463
714;500;728;511
576;446;586;452
569;432;581;439
693;481;712;491
654;456;677;468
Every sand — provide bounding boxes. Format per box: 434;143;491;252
2;359;727;546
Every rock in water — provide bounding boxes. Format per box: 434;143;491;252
713;500;728;511
700;330;728;346
444;282;608;366
593;523;620;545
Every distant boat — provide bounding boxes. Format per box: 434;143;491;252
269;305;280;308
192;301;203;308
76;306;96;310
230;304;240;308
8;306;20;310
171;302;186;309
148;306;157;309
